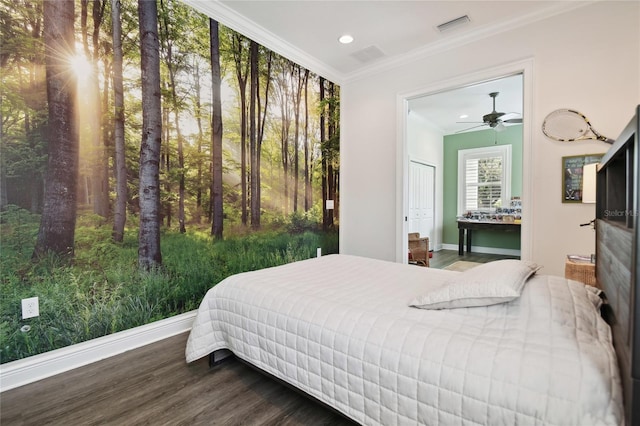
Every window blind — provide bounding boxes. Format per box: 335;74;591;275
457;145;511;215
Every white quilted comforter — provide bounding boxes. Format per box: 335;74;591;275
186;254;623;425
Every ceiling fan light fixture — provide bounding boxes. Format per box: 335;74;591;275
495;122;506;132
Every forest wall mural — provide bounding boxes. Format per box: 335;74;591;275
0;0;340;363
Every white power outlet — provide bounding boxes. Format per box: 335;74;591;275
22;297;39;319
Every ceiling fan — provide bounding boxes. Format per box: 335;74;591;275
457;92;522;133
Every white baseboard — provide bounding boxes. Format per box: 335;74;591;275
1;310;197;392
441;243;521;257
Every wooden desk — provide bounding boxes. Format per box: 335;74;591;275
457;220;521;255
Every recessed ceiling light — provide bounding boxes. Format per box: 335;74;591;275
459;114;469;119
339;34;354;44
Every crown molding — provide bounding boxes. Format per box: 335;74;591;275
181;0;345;85
343;1;593;83
181;0;594;86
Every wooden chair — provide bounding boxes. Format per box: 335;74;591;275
408;232;429;267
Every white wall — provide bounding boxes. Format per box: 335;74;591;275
340;1;640;274
407;113;444;250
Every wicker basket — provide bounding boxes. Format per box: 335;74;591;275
565;259;597;287
408;233;429;267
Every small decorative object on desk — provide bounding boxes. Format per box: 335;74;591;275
510;197;522;209
502;215;515;223
510;197;522;223
463;200;523;223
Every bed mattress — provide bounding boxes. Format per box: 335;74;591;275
186;254;623;425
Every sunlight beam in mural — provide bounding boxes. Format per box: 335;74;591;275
68;52;92;84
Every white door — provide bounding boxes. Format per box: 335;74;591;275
409;161;435;248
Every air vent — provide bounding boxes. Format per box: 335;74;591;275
437;15;471;32
350;45;385;63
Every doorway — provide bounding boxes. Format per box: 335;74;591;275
398;59;533;264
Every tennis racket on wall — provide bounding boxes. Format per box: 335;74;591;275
542;109;615;144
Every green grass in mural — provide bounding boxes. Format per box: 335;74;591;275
0;207;338;364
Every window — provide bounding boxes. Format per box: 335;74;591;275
457;145;511;214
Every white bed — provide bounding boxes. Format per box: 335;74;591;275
186;254;623;425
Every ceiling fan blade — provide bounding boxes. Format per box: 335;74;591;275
455;124;488;133
503;118;523;124
456;121;484;124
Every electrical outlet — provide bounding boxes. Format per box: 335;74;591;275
21;297;39;319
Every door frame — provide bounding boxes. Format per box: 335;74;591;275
396;58;534;264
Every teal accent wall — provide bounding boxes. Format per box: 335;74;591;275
443;125;522;250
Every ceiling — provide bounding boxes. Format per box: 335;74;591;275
195;1;585;81
408;73;523;135
183;1;585;132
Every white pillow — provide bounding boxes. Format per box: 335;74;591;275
410;259;540;309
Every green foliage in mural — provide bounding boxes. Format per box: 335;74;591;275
1;207;338;363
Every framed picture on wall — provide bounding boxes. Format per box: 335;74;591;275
562;153;604;203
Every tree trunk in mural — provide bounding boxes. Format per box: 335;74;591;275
256;50;272;222
161;86;171;228
210;19;223;239
292;65;304;213
327;81;336;229
193;61;204;223
80;0;91;204
319;77;328;231
304;70;311;212
277;60;291;215
137;0;162;270
33;0;78;259
318;79;339;230
16;1;46;215
101;56;112;204
0;106;6;210
176;106;186;233
94;0;110;218
80;0;109;218
28;13;46;216
159;0;186;234
249;40;260;229
111;0;127;242
232;33;249;226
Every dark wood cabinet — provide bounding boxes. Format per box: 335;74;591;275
595;105;640;424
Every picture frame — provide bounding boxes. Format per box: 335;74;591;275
562;153;604;203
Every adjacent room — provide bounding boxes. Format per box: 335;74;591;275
1;0;639;425
406;73;524;270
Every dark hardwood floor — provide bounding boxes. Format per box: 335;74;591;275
428;249;519;269
1;332;355;426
